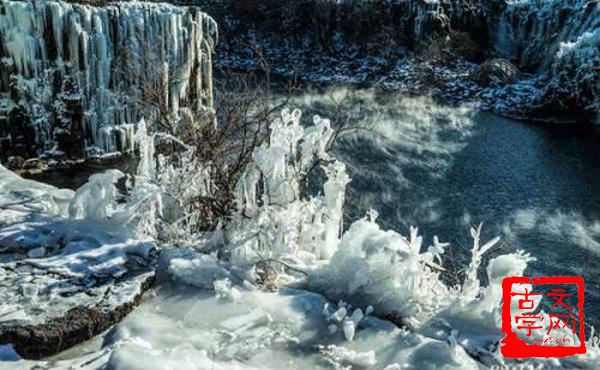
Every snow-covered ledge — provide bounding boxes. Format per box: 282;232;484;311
0;0;217;159
0;163;158;359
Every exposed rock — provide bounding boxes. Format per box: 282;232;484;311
470;58;520;87
6;156;24;170
0;268;155;359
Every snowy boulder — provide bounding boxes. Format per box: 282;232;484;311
0;166;158;359
470;58;520;87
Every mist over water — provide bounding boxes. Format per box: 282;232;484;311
289;87;600;328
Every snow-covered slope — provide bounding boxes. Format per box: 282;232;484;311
0;0;217;159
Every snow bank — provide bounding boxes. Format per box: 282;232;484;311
88;281;483;370
0;121;162;332
309;218;452;326
54;260;596;370
0;164;74;224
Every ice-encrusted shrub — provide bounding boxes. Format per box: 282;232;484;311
302;218;559;370
207;106;535;335
225;108;350;280
108;106;533;330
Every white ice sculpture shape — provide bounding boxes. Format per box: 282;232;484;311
229;109;349;266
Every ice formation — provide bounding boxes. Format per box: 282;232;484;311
490;0;600;122
0;0;217;157
492;0;600;70
227;109;349;271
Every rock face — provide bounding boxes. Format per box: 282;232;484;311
0;1;217;160
205;0;598;124
0;268;155;359
488;0;600;123
490;0;599;70
470;58;519;87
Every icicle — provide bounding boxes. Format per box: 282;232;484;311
135;118;155;179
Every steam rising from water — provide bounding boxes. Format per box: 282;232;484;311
290;89;476;228
505;209;600;256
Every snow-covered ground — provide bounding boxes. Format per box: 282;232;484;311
3;249;599;369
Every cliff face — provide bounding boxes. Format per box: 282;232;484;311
491;0;600;70
200;0;597;123
0;1;217;161
489;0;600;122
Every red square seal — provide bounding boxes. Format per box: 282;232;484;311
501;276;586;358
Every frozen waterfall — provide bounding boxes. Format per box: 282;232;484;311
0;0;217;159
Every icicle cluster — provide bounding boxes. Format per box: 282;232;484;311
492;0;600;70
0;0;217;155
